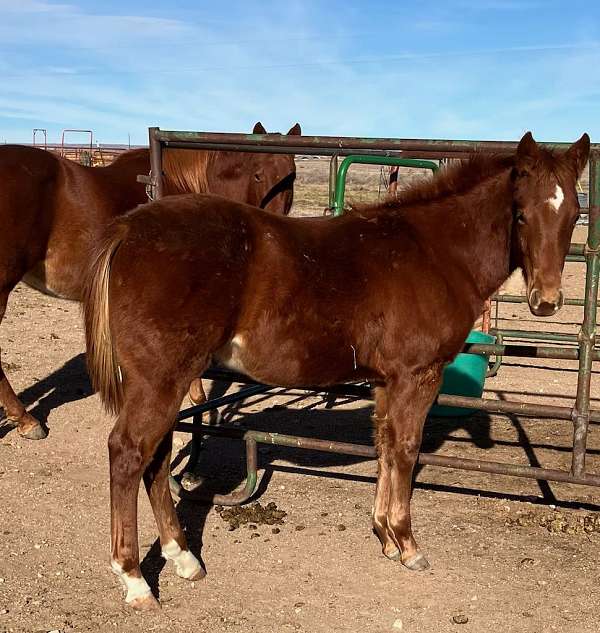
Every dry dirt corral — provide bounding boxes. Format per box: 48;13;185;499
0;160;599;633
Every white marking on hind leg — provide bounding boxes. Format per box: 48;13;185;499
547;184;564;212
162;539;203;579
110;560;152;603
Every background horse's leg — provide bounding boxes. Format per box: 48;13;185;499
383;368;442;570
0;287;47;439
143;431;205;582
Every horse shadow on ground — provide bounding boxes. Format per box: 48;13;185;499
0;353;92;438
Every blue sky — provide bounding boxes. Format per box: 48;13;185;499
0;0;598;145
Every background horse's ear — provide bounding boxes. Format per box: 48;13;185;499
253;122;267;134
564;133;590;178
287;123;302;136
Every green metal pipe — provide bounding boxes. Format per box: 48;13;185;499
493;293;600;308
489;328;581;344
464;342;600;361
331;155;438;216
174;422;600;505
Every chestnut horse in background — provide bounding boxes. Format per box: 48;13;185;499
84;132;588;609
0;122;301;440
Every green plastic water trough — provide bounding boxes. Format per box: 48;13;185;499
431;330;495;417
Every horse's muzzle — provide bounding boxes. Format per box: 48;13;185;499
528;287;564;317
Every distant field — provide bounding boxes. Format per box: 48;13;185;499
292;157;438;217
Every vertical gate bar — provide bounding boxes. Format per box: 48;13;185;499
328;154;338;212
186;414;203;474
388;165;399;194
571;154;600;477
149;126;164;200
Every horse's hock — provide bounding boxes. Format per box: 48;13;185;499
145;127;600;497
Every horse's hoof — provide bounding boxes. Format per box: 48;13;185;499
181;471;204;492
402;552;430;571
186;567;206;582
18;415;48;440
384;548;401;561
128;593;161;611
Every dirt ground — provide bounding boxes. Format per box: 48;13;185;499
0;161;599;633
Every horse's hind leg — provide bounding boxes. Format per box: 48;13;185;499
108;396;179;610
376;368;442;570
0;287;46;439
108;364;207;610
143;430;205;582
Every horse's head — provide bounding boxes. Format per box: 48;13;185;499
209;122;301;215
510;131;590;316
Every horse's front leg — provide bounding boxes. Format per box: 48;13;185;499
374;368;442;570
372;386;401;560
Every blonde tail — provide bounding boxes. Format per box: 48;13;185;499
83;224;128;415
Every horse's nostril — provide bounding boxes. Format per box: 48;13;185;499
529;288;541;309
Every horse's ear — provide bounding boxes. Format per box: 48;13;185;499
287;123;302;136
516;131;539;165
564;133;590;178
253;122;267;134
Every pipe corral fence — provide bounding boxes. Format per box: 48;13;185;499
143;126;600;503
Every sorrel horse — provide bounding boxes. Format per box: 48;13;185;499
84;132;588;609
0;122;300;440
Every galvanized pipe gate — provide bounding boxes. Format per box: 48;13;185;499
145;127;600;502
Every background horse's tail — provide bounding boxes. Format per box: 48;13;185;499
83;223;128;416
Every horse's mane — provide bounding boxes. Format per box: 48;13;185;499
354;153;516;216
162;148;214;193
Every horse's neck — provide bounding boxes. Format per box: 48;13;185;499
444;169;514;301
403;169;513;305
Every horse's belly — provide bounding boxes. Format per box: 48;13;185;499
213;331;360;387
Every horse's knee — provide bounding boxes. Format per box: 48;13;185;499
392;439;421;466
